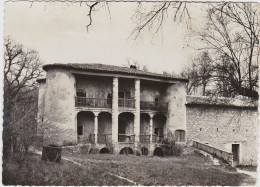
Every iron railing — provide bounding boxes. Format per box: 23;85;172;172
75;97;112;108
118;134;135;143
140;101;168;111
139;134;151;143
118;98;135;108
97;134;112;144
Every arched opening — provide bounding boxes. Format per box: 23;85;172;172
153;114;167;143
153;147;164;157
141;147;149;156
119;147;134;155
175;130;186;142
98;112;112;144
118;112;134;143
99;148;111;154
77;111;94;143
76;89;86;97
140;113;150;143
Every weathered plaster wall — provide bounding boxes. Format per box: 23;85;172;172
166;82;187;136
77;111;94;142
98;112;112;134
153;114;166;136
76;75;113;98
186;104;258;166
119;79;135;98
140;81;167;102
140;114;150;134
37;82;46;135
43;68;76;146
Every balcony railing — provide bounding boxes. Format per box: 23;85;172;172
152;135;165;143
75;97;112;108
118;134;135;143
139;134;150;143
97;134;112;144
119;98;135;108
140;101;168;111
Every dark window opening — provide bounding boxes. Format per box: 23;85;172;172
217;128;218;132
119;91;125;98
77;126;83;135
155;97;159;106
76;89;86;97
154;128;159;135
175;130;185;142
107;93;112;105
200;128;202;131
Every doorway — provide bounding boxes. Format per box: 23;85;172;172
232;144;240;166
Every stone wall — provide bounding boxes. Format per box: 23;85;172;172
186;96;258;166
43;68;76;146
193;141;233;166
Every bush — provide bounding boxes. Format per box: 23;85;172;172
160;138;183;156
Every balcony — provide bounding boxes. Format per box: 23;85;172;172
152;135;165;143
119;98;135;108
97;134;112;144
139;134;150;143
140;101;168;112
75;97;112;108
118;134;135;143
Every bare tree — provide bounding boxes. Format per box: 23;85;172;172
131;2;190;39
181;51;213;96
3;37;42;155
198;3;259;99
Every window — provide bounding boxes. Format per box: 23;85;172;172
154;128;159;135
76;89;86;97
119;91;125;98
77;126;83;136
175;130;185;142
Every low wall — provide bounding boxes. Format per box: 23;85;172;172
193;141;233;166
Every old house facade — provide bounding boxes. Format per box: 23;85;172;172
37;63;188;155
37;63;258;165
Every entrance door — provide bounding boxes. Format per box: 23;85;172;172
232;144;239;166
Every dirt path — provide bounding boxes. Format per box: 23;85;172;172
31;147;139;185
236;168;257;186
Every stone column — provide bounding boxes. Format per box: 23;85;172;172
112;77;119;144
134;79;140;143
149;113;154;143
93;112;99;144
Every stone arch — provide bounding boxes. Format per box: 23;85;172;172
99;147;111;154
141;147;149;156
175;130;186;142
77;111;95;143
153;114;167;138
119;147;134;155
153;147;164;157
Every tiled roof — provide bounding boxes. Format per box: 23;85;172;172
42;63;188;82
186;95;258;108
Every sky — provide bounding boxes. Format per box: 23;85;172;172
4;1;205;75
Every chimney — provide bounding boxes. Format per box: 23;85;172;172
130;65;137;69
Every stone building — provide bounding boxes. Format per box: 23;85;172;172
37;63;188;155
37;63;258;165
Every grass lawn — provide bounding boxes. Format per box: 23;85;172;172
3;149;254;186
